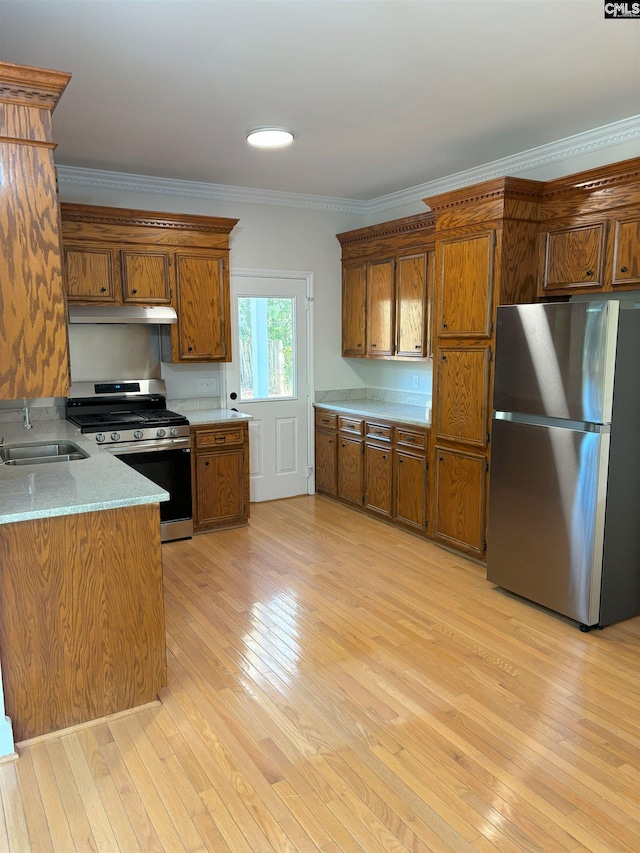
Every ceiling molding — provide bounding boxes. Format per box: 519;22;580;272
57;114;640;216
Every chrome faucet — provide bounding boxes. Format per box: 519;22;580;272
23;398;33;430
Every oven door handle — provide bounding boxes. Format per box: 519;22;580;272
108;438;191;455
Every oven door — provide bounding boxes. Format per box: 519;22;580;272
113;440;193;542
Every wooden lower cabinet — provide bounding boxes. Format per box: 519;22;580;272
315;408;430;538
0;504;166;742
191;422;250;531
432;446;486;558
337;436;364;506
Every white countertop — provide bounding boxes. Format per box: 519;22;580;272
185;408;253;426
315;399;431;428
0;420;169;525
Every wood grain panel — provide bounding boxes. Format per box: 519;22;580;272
364;443;392;518
337;212;435;262
64;247;116;302
394;450;427;532
0;142;70;399
194;427;244;449
341;262;366;357
438;232;494;338
611;215;640;288
433;446;486;556
396;252;428;357
539;222;606;293
314;429;337;496
196;451;245;526
175;253;228;361
337;436;363;506
367;257;395;356
0;505;166;741
539;156;640;220
121;250;171;303
435;347;490;447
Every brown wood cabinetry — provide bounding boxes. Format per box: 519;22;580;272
433;447;486;557
435;347;491;447
0;504;166;741
536;159;640;296
337;214;435;360
438;231;495;337
315;408;429;535
191;421;250;531
0;63;72;400
61;204;238;363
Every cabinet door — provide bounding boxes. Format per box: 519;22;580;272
611;216;640;288
435;346;490;447
364;443;392;517
195;449;245;527
175;253;229;361
438;232;494;337
121;250;171;303
394;450;427;532
396;252;428;357
539;223;605;292
342;262;366;357
64;246;116;302
433;447;486;557
367;258;395;356
337;437;363;506
315;430;337;496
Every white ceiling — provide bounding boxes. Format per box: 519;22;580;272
1;0;639;201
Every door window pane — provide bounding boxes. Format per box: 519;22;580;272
238;297;295;400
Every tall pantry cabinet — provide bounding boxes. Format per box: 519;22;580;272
425;178;543;558
0;62;72;400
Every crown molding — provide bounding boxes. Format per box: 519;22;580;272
56;114;640;216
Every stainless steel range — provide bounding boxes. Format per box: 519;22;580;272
66;379;193;542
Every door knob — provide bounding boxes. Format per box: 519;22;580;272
230;392;237;400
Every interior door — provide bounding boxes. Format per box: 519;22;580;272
226;272;312;502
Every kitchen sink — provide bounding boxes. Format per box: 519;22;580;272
0;442;90;466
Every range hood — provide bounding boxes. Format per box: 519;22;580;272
68;305;177;325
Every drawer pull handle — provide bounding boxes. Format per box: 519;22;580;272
214;436;226;443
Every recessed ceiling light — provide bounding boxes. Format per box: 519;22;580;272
246;128;294;149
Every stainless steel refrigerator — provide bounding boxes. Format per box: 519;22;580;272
487;300;640;630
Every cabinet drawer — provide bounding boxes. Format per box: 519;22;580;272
194;427;245;449
396;428;428;452
338;416;364;436
365;422;392;442
315;410;337;430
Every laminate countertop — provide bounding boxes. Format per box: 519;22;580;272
315;400;431;428
0;420;168;525
183;409;253;426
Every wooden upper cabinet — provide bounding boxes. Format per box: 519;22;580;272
342;262;366;357
539;222;606;293
0;63;71;400
396;251;430;358
121;250;171;303
611;216;640;288
434;346;490;448
175;253;229;361
64;246;116;302
438;231;494;338
367;258;395;356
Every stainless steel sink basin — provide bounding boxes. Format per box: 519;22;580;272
0;442;90;466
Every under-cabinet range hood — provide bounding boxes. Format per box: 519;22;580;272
68;305;177;325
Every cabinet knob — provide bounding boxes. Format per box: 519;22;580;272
188;346;193;352
132;288;138;294
621;266;628;273
442;322;448;329
205;461;209;466
328;439;333;444
382;454;387;460
586;270;593;277
439;456;444;462
399;459;404;464
371;343;377;348
441;354;448;362
100;287;106;292
414;344;420;349
357;343;362;347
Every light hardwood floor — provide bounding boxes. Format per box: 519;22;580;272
1;495;639;852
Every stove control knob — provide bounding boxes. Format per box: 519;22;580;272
134;430;144;440
156;428;166;438
110;432;120;442
170;427;179;437
96;433;106;443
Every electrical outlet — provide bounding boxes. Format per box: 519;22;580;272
412;374;419;389
196;377;217;394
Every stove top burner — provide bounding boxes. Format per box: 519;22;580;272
69;409;188;431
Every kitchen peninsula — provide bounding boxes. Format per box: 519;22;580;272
0;420;169;742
